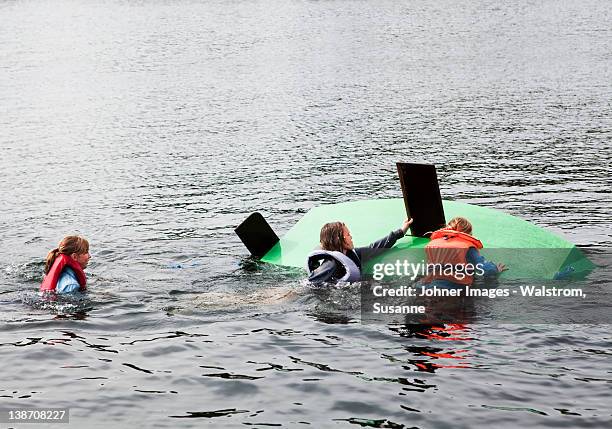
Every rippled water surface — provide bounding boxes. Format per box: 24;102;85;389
1;0;611;428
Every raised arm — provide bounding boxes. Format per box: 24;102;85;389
355;219;412;261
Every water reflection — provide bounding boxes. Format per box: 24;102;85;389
387;323;472;373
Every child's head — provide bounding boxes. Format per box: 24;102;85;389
320;222;353;252
447;217;473;235
45;235;90;273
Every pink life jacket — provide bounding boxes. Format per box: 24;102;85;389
40;254;87;292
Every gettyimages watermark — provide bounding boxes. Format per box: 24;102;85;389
358;247;611;324
371;260;486;281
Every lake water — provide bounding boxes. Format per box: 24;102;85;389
1;0;611;428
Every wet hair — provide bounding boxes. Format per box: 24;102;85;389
447;217;472;235
319;222;347;252
44;236;89;274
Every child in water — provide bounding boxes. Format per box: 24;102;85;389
423;217;506;288
40;236;90;293
307;218;413;283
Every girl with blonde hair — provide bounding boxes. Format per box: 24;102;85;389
40;235;91;294
423;217;506;287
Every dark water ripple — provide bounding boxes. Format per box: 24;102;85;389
0;317;611;427
1;0;611;427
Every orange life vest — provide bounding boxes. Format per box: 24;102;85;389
423;228;483;285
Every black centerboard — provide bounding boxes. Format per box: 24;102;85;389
396;162;446;237
234;212;279;258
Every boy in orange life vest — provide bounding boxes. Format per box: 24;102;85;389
423;217;507;288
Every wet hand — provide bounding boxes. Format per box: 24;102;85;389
401;218;414;234
496;263;508;272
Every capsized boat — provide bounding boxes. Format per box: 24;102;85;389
235;163;594;280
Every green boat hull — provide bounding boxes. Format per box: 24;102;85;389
260;199;594;280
